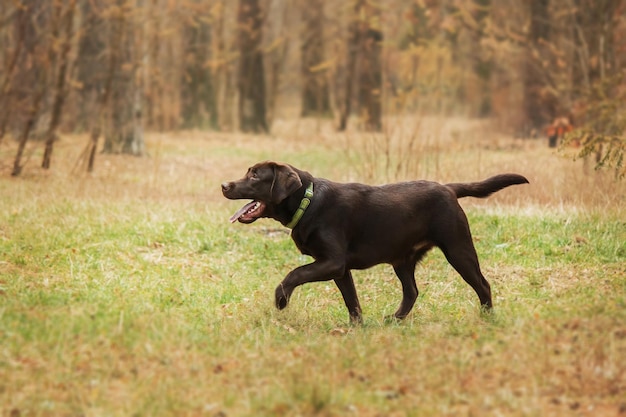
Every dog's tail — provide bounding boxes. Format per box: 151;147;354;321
446;174;529;199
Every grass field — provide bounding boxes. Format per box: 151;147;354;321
1;119;625;416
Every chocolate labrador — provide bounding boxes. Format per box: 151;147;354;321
221;161;528;323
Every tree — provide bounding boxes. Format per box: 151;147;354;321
264;0;293;126
358;5;383;131
102;0;145;156
11;0;49;176
181;4;218;129
301;0;331;117
0;3;25;146
237;0;268;133
73;0;145;163
211;0;238;131
42;0;76;169
522;0;554;133
469;0;492;117
338;0;383;132
73;0;120;172
561;0;626;178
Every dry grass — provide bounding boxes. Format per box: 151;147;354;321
2;116;623;211
1;117;625;416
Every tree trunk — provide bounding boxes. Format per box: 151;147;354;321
301;0;330;117
102;0;145;156
181;16;216;129
74;0;121;172
265;0;291;126
213;0;235;131
12;88;45;176
42;0;75;169
0;2;29;146
338;0;383;132
358;25;383;131
471;0;492;117
11;0;47;176
523;0;552;133
338;15;359;131
236;0;268;133
104;79;145;156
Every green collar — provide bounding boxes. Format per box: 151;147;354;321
286;182;314;229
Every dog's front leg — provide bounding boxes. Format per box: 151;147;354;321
275;259;345;310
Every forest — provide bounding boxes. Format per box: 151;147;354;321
0;0;625;176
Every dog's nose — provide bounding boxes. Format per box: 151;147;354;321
221;182;232;193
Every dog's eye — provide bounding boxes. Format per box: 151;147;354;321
249;170;259;180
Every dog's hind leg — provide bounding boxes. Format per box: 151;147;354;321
439;239;493;309
334;271;363;324
391;258;421;319
432;209;493;310
390;247;431;319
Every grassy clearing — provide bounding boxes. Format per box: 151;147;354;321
1;121;625;416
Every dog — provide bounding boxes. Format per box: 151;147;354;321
222;161;529;323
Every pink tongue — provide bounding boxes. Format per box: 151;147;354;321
229;201;258;223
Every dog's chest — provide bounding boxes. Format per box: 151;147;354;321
290;228;325;259
291;233;313;257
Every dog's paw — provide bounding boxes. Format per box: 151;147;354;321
384;313;406;323
275;284;291;310
349;313;363;326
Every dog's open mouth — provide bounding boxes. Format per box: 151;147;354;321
229;200;266;223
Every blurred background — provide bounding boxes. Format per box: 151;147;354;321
0;0;624;177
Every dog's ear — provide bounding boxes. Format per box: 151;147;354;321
271;163;302;203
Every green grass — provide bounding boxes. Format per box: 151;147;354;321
1;131;625;416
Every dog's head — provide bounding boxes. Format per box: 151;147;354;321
221;161;302;223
